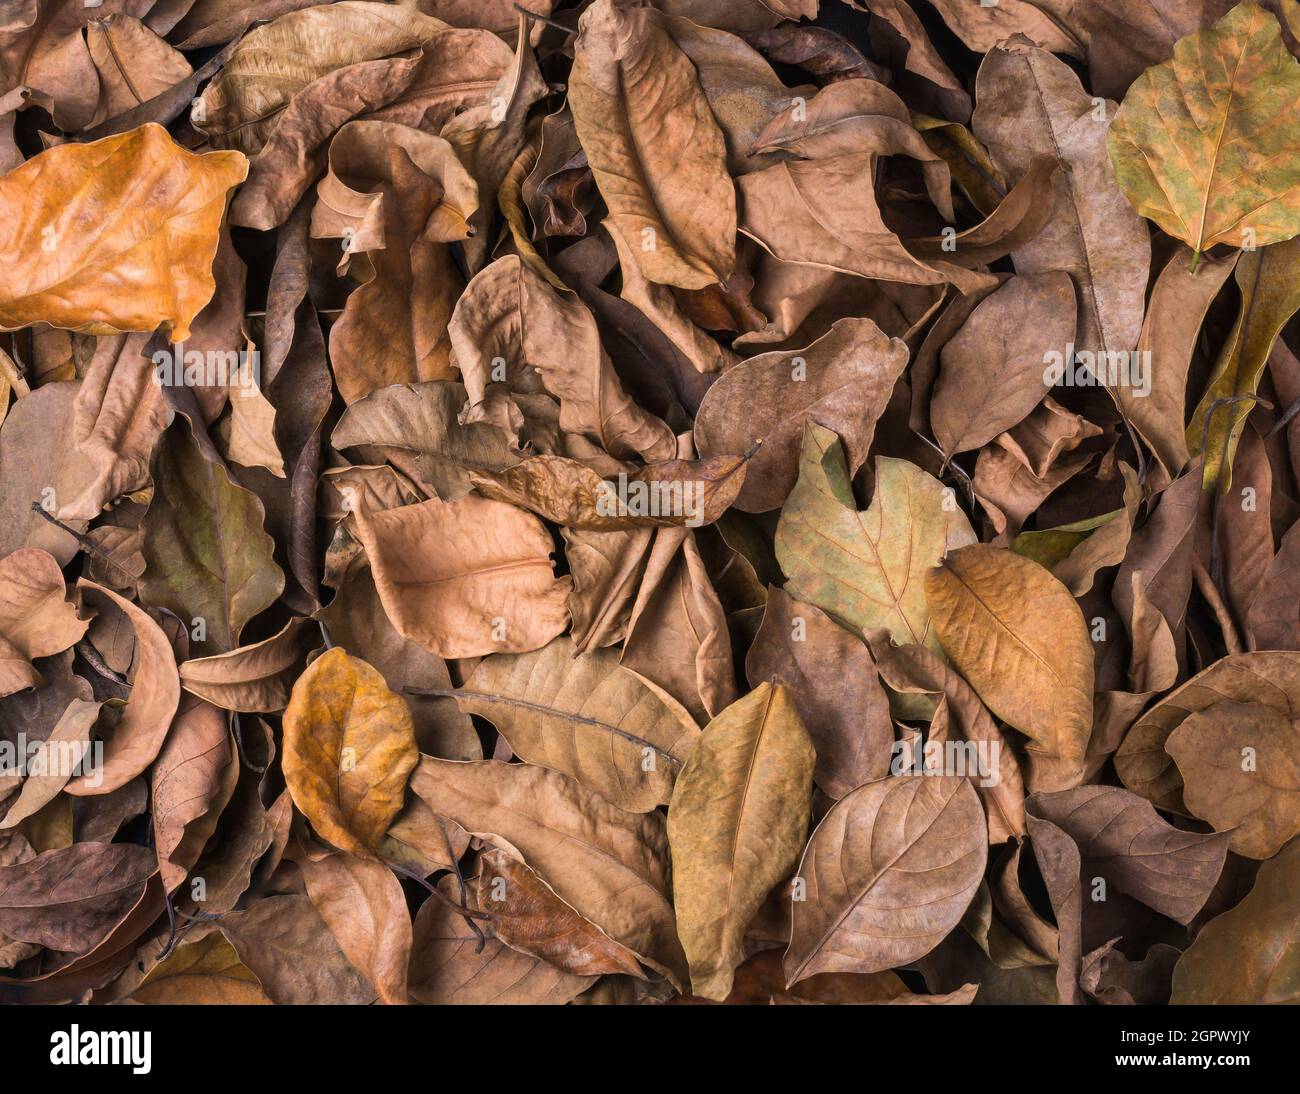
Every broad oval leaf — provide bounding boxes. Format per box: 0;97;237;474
194;1;451;153
569;0;736;289
931;271;1076;456
0;124;246;341
1109;2;1300;257
299;850;413;1006
746;588;894;800
151;694;237;892
282;647;419;859
456;636;700;812
408;756;686;987
925;544;1094;791
352;492;571;659
784;775;987;985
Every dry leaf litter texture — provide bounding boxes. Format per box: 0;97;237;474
0;0;1295;1008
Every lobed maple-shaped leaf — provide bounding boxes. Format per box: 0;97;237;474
1109;2;1300;260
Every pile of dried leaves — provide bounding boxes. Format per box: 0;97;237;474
0;0;1297;1007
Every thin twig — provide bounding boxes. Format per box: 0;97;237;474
914;432;975;508
28;502;139;580
75;638;128;686
1266;391;1300;438
386;860;493;952
404;686;684;766
513;3;576;34
155;889;180;962
232;711;268;774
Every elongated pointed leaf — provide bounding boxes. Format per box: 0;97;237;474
667;682;815;1000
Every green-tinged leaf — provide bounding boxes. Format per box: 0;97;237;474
1185;238;1300;491
1109;2;1300;257
776;421;976;653
141;424;284;656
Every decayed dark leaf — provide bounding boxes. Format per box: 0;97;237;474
475;846;645;977
409;876;593;1005
0;842;156;952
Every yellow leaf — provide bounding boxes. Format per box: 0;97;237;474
282;648;419;858
0;124;246;342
